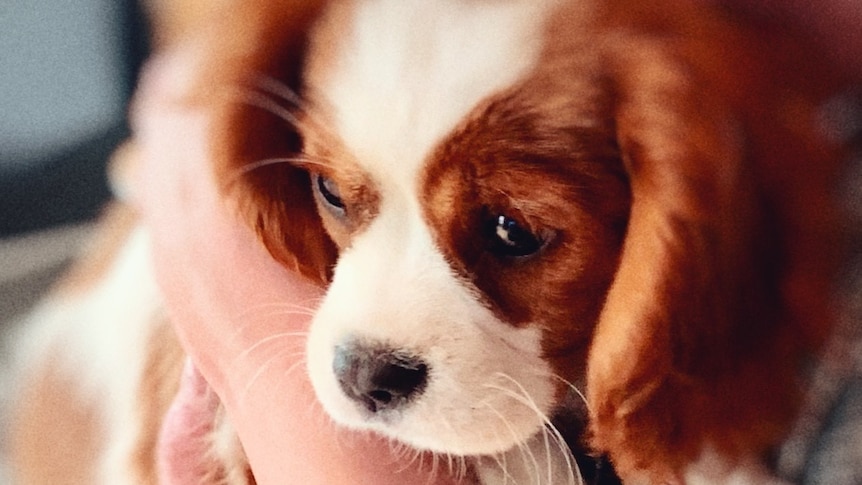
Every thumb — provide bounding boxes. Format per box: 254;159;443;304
157;358;225;484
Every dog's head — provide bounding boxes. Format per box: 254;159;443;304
281;0;629;456
168;0;851;480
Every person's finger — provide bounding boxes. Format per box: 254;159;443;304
157;359;222;484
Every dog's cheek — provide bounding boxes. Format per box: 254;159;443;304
395;323;560;455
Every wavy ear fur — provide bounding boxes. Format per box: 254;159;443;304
178;0;337;285
586;2;850;482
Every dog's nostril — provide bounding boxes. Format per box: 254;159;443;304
368;389;394;405
371;356;427;395
333;343;428;413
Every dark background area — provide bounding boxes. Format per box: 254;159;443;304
0;0;150;237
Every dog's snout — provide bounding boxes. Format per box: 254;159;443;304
333;343;428;414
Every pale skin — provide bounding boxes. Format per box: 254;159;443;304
132;50;459;485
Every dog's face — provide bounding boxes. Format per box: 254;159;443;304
297;0;628;455
201;0;850;479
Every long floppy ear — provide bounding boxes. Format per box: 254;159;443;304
173;0;337;285
585;11;848;482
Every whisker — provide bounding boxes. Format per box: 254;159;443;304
251;74;338;140
228;315;313;345
254;74;305;108
488;373;582;485
458;455;469;484
233;88;303;127
551;374;590;413
223;152;339;187
229;156;310;179
394;442;422;474
239;154;337;177
430;452;440;485
217;87;338;181
234;331;308;365
436;415;470;483
228;300;318;325
406;400;451;483
240;350;306;404
483;401;540;484
490;379;556;485
236;300;322;316
226;299;321;344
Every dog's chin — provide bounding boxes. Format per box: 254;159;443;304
308;370;548;456
305;328;556;457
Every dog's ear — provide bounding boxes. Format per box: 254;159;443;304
185;1;336;285
585;23;847;482
143;0;336;284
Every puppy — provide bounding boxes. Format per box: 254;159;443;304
8;0;855;484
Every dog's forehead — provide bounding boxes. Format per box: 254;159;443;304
305;0;560;197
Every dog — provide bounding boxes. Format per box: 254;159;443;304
8;0;856;484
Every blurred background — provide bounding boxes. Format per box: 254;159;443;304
0;3;149;480
0;0;148;325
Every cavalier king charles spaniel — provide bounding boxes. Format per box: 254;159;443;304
9;0;856;484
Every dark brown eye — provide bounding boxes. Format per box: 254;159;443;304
314;173;345;212
488;214;543;258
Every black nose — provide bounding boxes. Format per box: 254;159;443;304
333;342;428;414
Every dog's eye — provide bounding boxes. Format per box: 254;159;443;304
314;173;345;211
489;214;543;258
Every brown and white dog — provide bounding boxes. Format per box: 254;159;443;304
8;0;856;484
